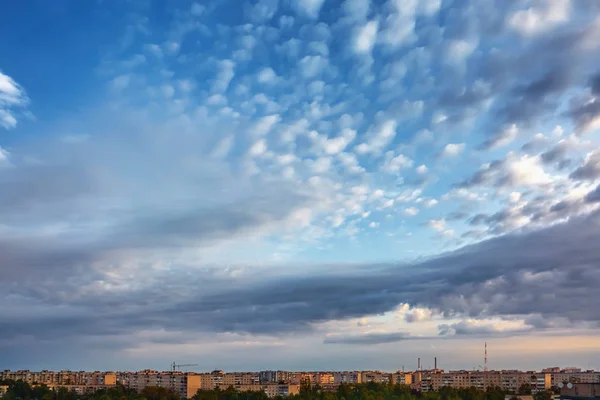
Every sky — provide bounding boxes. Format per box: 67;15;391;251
2;0;600;373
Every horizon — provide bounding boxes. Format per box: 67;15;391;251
2;366;596;374
2;0;600;371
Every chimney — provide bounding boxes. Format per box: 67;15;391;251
418;358;421;371
435;357;437;370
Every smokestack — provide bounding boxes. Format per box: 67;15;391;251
418;358;421;371
435;357;437;370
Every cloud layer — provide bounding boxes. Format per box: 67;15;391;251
1;0;600;370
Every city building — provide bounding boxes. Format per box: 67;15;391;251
559;382;600;400
334;372;361;385
1;367;598;398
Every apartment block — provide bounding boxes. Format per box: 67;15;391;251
334;372;362;384
391;372;412;385
259;371;296;384
117;370;200;398
360;371;391;384
0;370;117;387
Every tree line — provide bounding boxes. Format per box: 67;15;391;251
0;380;554;400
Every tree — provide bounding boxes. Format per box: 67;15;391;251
534;391;551;400
140;386;179;400
518;384;532;395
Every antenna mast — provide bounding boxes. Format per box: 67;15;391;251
484;342;488;372
484;342;488;391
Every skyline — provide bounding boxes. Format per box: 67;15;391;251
2;364;599;373
2;0;600;371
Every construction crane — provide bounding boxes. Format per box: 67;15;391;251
171;362;198;372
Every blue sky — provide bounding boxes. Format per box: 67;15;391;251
2;0;600;372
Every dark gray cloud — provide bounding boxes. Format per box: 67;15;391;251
592;72;600;96
568;98;600;134
569;150;600;180
585;184;600;203
323;332;415;345
4;207;600;345
446;211;470;221
437;320;531;337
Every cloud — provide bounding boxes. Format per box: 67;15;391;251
507;0;571;36
403;207;419;216
355;119;397;155
568;96;600;134
298;55;329;78
353;20;378;54
380;0;417;48
315;129;357;155
290;0;325;19
257;67;278;84
427;219;446;232
570;150;600;181
212;60;235;93
404;308;433;323
381;151;413;173
190;2;205;17
423;199;437;208
343;0;370;22
585;184;600;203
479;124;518;150
245;0;279;23
444;39;478;67
324;332;414;345
441;143;465;157
0;146;9;164
249;139;268;157
458;153;552;189
0;71;29;129
5;0;600;368
252;114;280;136
438;319;531;337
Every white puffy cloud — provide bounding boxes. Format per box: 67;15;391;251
212;60;235;93
257;67;278;84
509;192;522;204
252;114;280;136
298;55;329;78
355;119;397;155
318;129;357;155
249;139;268;157
245;0;278;23
0;71;29;129
110;74;131;91
190;2;205;16
416;164;428;175
441;143;466;157
444;39;478;66
507;0;571;36
0;146;9;164
338;152;365;174
144;43;163;58
290;0;325;19
353;20;378;54
423;199;438;208
506;155;552;187
343;0;370;21
427;218;446;232
380;0;417;48
206;94;228;106
381;151;413;172
403;207;419;216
